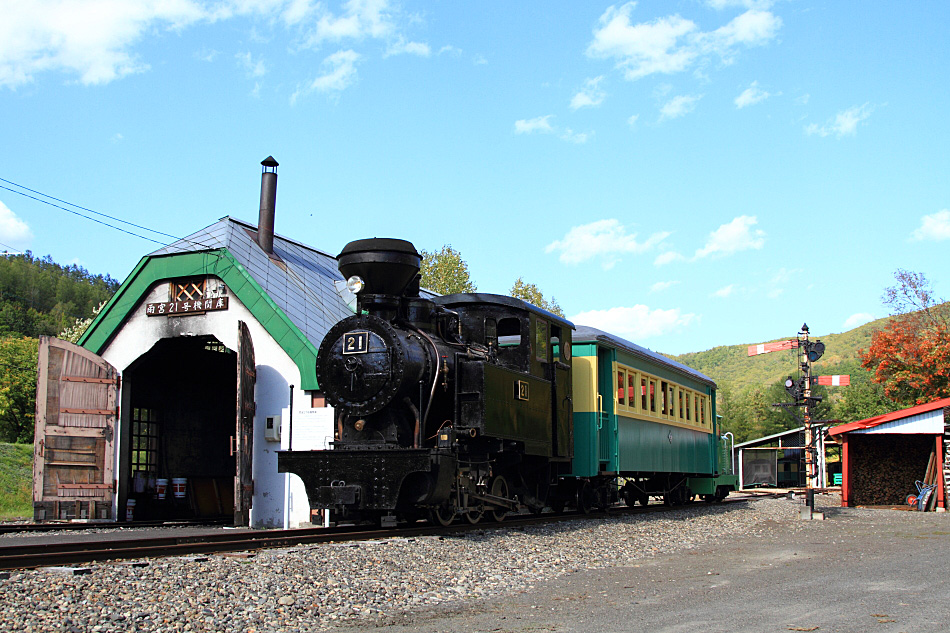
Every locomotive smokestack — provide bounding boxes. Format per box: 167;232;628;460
258;156;278;254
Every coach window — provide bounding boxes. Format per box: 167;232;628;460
668;385;675;420
535;319;549;362
678;390;684;420
628;372;637;412
617;370;626;407
649;379;657;414
685;392;692;422
660;381;669;416
699;396;707;427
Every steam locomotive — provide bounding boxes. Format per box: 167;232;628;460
278;238;737;526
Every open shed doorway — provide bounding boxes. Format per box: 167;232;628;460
122;336;237;522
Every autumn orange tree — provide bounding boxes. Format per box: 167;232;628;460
861;270;950;406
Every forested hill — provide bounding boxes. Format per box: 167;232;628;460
669;316;893;391
0;252;119;338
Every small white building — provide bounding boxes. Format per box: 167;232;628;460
33;159;348;527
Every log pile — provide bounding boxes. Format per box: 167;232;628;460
849;434;931;506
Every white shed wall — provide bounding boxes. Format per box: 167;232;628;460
98;280;313;528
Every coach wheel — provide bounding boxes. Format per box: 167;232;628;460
577;481;595;514
490;476;509;522
703;494;716;503
430;504;455;527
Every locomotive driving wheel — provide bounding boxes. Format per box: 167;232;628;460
430;503;455;526
490;475;509;522
465;503;484;524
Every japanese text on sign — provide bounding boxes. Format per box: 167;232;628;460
146;296;229;317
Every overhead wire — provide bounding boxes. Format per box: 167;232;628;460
0;177;225;253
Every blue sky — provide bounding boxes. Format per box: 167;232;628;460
2;1;948;355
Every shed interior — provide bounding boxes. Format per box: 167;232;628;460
122;336;237;521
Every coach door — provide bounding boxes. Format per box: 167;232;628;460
234;321;256;526
34;337;119;521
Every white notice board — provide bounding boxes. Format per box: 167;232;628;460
284;407;335;451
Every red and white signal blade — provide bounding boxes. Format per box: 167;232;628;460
813;375;851;386
747;340;798;356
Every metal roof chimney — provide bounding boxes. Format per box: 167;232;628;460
258;156;278;254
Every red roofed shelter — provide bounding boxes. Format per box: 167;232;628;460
828;398;950;509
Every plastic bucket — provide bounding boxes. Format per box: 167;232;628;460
125;498;136;521
155;478;168;499
172;478;187;499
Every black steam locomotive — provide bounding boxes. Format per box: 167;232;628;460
278;238;577;526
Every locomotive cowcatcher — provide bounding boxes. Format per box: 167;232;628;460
278;238;576;526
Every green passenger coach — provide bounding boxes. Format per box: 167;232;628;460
569;326;737;506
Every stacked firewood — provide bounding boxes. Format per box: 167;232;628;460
849;435;932;506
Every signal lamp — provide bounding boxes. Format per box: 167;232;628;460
805;340;825;362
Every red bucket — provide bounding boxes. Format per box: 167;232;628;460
155;478;168;500
171;478;187;499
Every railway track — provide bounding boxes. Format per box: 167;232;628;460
0;498;752;571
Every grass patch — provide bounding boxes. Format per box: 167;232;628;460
0;443;33;520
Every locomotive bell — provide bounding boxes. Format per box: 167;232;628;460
337;238;421;297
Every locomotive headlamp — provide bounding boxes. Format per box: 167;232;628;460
346;275;365;294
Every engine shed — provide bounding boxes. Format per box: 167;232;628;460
828;398;949;510
32;158;352;527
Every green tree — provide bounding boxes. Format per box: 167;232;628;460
420;245;477;295
509;277;564;317
0;336;38;443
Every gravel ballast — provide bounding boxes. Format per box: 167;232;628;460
0;495;832;632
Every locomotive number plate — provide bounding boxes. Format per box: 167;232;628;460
515;380;530;401
343;331;369;354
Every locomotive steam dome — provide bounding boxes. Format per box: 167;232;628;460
337;238;421;297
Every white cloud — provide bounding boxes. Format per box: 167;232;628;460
472;53;488;65
570;305;697;340
570;76;606;110
650;280;679;293
659;94;702;120
0;201;33;248
805;103;874;138
712;284;735;298
237;51;267;77
844;313;875;329
911;209;950;241
627;114;640;128
654;250;684;266
514;115;555;134
560;128;592;144
385;38;430;58
546;219;670;268
586;3;780;82
0;0;213;87
0;1;421;90
292;49;360;102
438;45;462;57
306;0;396;45
795;93;810;105
694;215;765;259
734;80;776;108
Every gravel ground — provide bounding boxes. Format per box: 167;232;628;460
0;494;831;632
